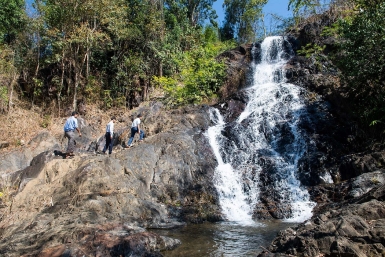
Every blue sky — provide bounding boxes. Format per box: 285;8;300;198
26;0;293;25
213;0;292;25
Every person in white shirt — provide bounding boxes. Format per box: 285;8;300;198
102;116;116;154
127;113;145;147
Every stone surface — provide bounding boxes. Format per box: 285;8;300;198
0;141;9;149
0;132;60;176
0;104;221;257
217;44;253;99
259;185;385;257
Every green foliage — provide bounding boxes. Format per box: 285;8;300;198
297;43;325;58
288;0;319;15
40;115;51;128
32;78;43;97
102;90;113;109
153;34;229;107
0;0;26;43
0;85;8;104
321;22;340;38
0;44;16;111
335;0;385;128
0;0;230;112
84;76;102;102
223;0;268;43
165;0;218;28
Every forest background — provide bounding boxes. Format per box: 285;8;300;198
0;0;385;149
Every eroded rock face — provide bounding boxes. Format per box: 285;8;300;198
217;44;253;99
0;132;60;177
0;104;221;256
259;185;385;257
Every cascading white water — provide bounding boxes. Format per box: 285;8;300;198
206;36;316;223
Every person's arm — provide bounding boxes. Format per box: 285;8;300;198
74;118;81;137
110;122;114;139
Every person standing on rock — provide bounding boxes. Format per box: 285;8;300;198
63;111;81;158
102;116;116;155
127;113;145;147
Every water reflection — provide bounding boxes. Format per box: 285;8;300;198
152;221;297;257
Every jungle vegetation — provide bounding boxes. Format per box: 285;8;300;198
0;0;270;114
0;0;385;140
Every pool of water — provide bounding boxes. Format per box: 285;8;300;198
152;221;298;257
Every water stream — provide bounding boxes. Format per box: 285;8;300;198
161;36;317;256
208;36;315;224
156;221;297;257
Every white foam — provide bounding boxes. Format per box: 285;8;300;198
206;36;316;223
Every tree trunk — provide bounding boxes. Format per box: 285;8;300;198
73;72;78;111
58;51;65;117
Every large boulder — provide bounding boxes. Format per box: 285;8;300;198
260;179;385;257
0;104;222;256
0;131;60;177
217;44;253;99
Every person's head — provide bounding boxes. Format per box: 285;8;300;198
71;111;79;117
111;116;116;122
137;113;142;118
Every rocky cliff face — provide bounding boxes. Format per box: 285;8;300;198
0;42;254;257
0;103;223;256
256;10;385;257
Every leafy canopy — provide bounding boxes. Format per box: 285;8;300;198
335;0;385;127
0;0;26;43
222;0;267;43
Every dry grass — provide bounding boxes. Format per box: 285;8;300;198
292;0;355;31
0;104;43;151
0;99;131;154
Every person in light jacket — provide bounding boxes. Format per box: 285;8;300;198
102;116;116;155
127;113;145;147
63;111;81;158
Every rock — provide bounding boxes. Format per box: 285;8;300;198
261;185;385;257
0;104;221;256
0;141;9;149
339;152;385;181
217;44;253;100
0;132;60;176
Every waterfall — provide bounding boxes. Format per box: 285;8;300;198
207;36;316;224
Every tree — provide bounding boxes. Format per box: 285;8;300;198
335;0;385;128
0;0;26;44
288;0;319;15
164;0;218;27
222;0;267;43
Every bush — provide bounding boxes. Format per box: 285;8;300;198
153;41;229;107
335;1;385;129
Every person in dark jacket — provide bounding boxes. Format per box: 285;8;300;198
102;116;116;155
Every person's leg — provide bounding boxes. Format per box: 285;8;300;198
103;132;110;153
108;135;113;154
139;130;145;141
127;127;137;146
65;131;75;156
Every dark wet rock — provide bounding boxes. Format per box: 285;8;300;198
217;44;253;100
214;90;249;123
309;170;385;215
260;185;385;257
339;152;385;181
